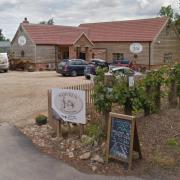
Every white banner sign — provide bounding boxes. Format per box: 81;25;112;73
51;88;86;124
128;76;134;87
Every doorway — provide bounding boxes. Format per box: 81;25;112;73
79;52;86;60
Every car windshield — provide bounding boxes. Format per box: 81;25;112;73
124;68;134;75
0;54;8;63
59;61;68;66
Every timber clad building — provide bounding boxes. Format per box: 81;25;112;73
11;17;180;70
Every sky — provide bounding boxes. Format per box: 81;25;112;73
0;0;179;40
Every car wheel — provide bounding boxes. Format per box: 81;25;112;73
71;70;77;77
4;69;8;73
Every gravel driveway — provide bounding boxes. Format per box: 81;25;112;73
0;71;89;126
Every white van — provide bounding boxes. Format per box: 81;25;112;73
0;53;9;72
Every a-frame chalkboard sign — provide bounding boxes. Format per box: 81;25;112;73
106;112;142;170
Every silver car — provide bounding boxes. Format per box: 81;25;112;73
0;53;9;72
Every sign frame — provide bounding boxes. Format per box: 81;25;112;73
51;88;86;124
106;112;141;169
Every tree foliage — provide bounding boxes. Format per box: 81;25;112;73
159;5;180;33
93;64;180;116
159;5;174;22
0;29;9;41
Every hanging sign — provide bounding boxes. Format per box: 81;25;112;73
130;43;143;54
51;88;86;124
106;113;142;169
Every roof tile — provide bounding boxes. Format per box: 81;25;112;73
22;17;168;45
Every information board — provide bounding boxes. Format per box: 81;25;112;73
106;112;142;169
109;117;132;160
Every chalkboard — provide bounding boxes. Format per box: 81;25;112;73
109;117;132;160
106;112;137;169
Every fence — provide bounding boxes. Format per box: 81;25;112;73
48;82;96;135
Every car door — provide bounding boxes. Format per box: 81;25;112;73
79;60;88;75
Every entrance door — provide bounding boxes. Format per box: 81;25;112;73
79;52;86;60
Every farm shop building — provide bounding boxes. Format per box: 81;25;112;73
11;17;180;70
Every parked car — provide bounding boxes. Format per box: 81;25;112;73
57;59;88;76
84;59;109;79
0;53;9;72
109;59;133;70
109;66;142;77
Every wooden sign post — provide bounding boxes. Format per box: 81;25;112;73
48;88;86;138
106;112;142;170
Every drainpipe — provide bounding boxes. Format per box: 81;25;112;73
148;41;151;70
34;44;37;69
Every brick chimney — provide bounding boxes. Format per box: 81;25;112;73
22;17;29;24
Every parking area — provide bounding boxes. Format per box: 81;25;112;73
0;71;89;126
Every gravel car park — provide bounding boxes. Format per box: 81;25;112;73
0;71;89;126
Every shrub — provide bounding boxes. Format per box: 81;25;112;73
35;114;47;125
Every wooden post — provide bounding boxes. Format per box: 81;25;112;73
144;84;151;116
79;124;84;138
168;68;177;108
57;120;62;137
103;73;113;135
154;82;161;111
48;89;62;137
48;90;53;126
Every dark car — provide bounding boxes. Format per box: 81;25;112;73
84;59;109;79
57;59;88;76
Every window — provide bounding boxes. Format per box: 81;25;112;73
63;51;69;59
113;53;124;61
164;53;172;64
21;50;25;57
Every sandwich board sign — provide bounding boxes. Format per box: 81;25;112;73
106;112;142;169
51;88;86;124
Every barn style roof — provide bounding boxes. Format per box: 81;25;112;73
21;17;168;45
79;17;168;42
22;24;89;45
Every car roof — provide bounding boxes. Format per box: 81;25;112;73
111;67;131;71
63;59;84;61
91;59;106;62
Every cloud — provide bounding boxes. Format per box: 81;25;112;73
0;0;179;40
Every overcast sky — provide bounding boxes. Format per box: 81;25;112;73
0;0;179;40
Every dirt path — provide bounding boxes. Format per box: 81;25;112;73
0;71;89;126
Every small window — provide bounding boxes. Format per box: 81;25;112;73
63;51;69;59
164;53;172;64
21;50;25;57
113;53;124;61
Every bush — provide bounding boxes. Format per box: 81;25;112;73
35;114;47;125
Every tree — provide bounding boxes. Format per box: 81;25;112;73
174;13;180;33
159;5;180;33
159;5;174;22
0;29;9;41
39;18;54;25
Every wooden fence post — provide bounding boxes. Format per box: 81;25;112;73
154;82;161;111
168;68;177;108
144;84;151;116
103;73;113;134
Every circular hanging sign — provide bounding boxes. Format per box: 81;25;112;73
18;35;26;46
54;91;83;116
130;43;143;54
